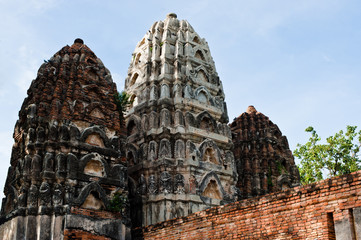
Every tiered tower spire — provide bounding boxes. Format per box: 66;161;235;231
124;13;237;227
230;106;300;199
0;39;130;239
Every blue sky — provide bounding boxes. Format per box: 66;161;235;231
0;0;360;199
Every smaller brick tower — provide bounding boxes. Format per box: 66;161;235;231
230;106;300;199
0;39;130;240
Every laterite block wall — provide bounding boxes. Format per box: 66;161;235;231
134;170;361;239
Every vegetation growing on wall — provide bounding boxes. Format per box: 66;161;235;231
114;91;133;125
108;192;128;214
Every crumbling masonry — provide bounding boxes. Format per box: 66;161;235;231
0;13;358;240
0;39;130;239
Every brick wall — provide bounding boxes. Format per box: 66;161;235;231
63;207;130;240
134;170;361;239
64;229;112;240
70;206;122;219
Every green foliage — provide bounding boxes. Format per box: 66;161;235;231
108;192;128;213
276;160;287;175
160;42;164;47
114;91;133;125
294;126;361;185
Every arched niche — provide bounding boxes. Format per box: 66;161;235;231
139;143;148;160
126;143;138;166
197;69;208;82
89;108;105;119
174;110;184;126
81;126;110;148
185;112;195;128
149;111;159;129
135;53;142;65
159;138;172;159
149;85;158;100
141;114;149;131
79;153;109;178
85;133;105;148
183;84;193;99
172;83;182;98
148;140;158;161
81;191;105;210
194;86;212;105
198;91;208;103
160;84;170;98
174;139;185;159
160;108;171;127
202;180;222;200
86;68;99;82
199;116;214;132
197;111;217;133
84;159;105;177
202;147;217;164
199;139;222;164
195;50;205;61
130;73;139;86
130;94;138;108
74;182;109;210
199;172;225;200
127;119;138;136
186;140;200;161
193;36;200;44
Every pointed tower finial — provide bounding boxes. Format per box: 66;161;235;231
167;13;177;18
74;38;84;44
246;105;257;114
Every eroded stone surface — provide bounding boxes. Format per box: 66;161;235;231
230;105;300;199
124;13;237;227
0;39;129;239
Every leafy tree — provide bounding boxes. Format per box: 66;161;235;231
114;91;133;124
294;126;361;184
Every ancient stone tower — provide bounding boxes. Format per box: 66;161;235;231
124;13;237;227
0;39;130;239
230;106;300;199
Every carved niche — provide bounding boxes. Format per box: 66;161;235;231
148;141;158;161
174;139;185;159
160;108;171;127
159;171;172;194
159;139;171;160
174;174;185;194
148;175;157;194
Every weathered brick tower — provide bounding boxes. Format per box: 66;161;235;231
0;39;130;239
230;105;300;199
124;13;237;227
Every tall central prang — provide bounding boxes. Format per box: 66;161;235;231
124;13;237;227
